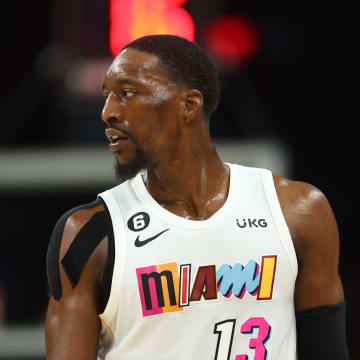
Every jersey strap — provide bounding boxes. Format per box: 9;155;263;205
98;189;128;322
260;169;298;280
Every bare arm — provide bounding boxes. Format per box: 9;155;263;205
45;205;108;360
274;175;344;309
275;175;348;358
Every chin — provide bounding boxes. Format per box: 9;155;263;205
114;149;148;183
115;153;135;166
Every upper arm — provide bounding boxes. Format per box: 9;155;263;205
274;175;344;311
45;202;109;360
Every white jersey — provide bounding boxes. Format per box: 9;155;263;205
98;164;298;360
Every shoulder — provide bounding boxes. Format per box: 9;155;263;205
272;174;338;263
59;200;106;253
51;199;106;237
272;174;328;216
48;200;106;255
47;199;110;301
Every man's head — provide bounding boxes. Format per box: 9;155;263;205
123;35;220;118
101;35;220;182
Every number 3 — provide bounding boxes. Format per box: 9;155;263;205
214;317;271;360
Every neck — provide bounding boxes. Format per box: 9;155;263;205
145;130;230;220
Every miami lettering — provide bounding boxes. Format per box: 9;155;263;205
136;256;277;317
136;262;183;317
217;259;260;299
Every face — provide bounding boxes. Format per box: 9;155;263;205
101;48;184;181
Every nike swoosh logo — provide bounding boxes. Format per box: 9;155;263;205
134;229;170;247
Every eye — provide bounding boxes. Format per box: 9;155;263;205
122;89;135;98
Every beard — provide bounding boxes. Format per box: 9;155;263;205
114;148;148;183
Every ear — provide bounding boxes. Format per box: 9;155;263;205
183;89;203;124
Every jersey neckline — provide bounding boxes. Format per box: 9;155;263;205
130;163;238;229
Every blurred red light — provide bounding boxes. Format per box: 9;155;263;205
204;15;261;67
162;0;188;4
110;0;195;56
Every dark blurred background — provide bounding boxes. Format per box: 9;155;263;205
0;0;358;358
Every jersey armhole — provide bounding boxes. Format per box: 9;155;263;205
260;169;298;281
98;198;115;314
98;190;128;324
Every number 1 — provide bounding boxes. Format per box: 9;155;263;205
214;320;236;360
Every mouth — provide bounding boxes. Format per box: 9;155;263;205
110;134;127;143
105;128;130;151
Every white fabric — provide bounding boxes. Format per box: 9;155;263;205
98;164;298;359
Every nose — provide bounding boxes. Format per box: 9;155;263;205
101;93;122;124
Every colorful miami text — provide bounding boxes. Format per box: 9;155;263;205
136;256;277;317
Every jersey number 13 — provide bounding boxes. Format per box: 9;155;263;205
213;317;271;360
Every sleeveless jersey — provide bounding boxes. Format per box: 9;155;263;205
97;164;298;360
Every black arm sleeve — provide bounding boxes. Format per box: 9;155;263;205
296;301;349;360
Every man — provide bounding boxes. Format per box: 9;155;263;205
45;35;348;359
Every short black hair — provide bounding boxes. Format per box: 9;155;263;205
123;35;220;118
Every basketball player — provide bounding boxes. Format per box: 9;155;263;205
45;35;349;359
